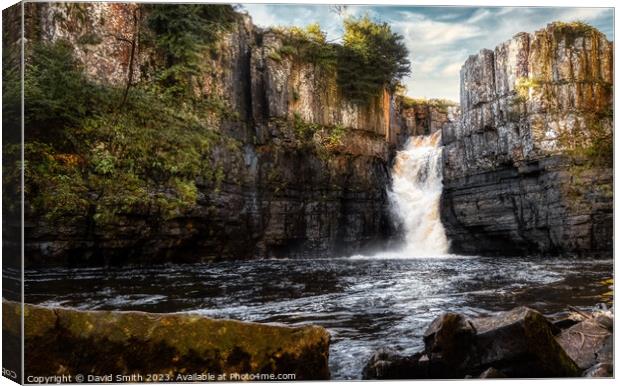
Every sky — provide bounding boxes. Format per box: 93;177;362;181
238;4;614;101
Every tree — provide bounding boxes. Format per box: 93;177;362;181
337;15;411;104
143;4;236;97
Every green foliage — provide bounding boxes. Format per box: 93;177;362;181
19;40;235;225
143;4;236;98
276;24;337;69
338;16;410;104
274;17;410;105
2;33;21;137
24;40;113;143
293;112;321;141
550;20;595;45
325;124;345;148
400;96;457;112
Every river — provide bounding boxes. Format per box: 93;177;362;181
24;256;612;379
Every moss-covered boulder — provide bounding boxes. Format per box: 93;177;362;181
2;300;330;380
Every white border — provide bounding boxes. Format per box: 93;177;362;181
0;1;616;386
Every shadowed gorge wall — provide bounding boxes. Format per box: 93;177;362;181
18;3;403;266
441;22;613;256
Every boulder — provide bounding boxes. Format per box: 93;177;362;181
423;312;476;376
2;300;330;380
583;363;613;377
362;348;427;380
362;306;584;379
472;307;579;377
556;316;612;370
478;367;506;378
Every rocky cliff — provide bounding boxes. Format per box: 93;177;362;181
441;22;613;256
17;3;404;265
395;97;459;140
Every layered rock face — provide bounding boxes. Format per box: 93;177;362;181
2;300;330;380
395;98;459;140
441;23;613;256
22;3;401;265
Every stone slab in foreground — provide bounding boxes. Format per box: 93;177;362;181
363;306;613;379
2;300;330;380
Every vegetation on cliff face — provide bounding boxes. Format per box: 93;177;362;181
143;3;237;98
6;5;242;225
399;96;457;113
274;16;410;104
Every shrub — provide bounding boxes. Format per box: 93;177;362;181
19;39;234;225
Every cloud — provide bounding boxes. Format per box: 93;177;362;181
393;13;482;47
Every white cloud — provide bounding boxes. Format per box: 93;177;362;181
242;4;279;28
440;61;463;77
466;9;492;23
557;7;610;21
393;14;482;47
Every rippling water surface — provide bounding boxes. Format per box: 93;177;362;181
24;256;612;379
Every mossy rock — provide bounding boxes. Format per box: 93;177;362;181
3;300;330;380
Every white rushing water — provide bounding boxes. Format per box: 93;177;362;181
387;130;449;257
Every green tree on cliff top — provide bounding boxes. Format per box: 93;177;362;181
338;15;411;103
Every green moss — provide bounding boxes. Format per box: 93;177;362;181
77;32;102;45
400;96;457;112
515;77;542;101
560;111;613;168
292;112;321;142
550;20;596;45
273;24;337;70
267;49;282;62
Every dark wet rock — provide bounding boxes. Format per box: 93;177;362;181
472;307;578;377
478;367;506;378
363;306;584;379
362;348;427;380
423;313;476;375
2;300;330;380
556;317;612;370
583;362;613;377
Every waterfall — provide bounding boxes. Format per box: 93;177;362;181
388;130;449;256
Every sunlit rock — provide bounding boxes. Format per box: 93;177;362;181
441;22;613;257
2;300;330;380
